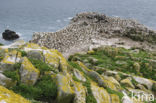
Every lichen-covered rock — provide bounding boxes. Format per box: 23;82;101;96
0;50;21;71
110;94;120;103
0;40;155;103
73;69;86;82
133;62;140;73
20;57;40;85
120;78;135;89
136;84;147;91
55;74;75;103
0;85;30;103
74;82;86;103
133;76;153;90
43;51;60;69
103;76;120;88
0;73;16;88
91;82;111;103
27;50;44;61
114;74;121;81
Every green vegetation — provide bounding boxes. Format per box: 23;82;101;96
68;61;83;72
12;75;57;102
118;73;128;80
151;99;156;103
3;63;21;81
83;77;97;103
20;50;27;57
2;58;58;102
14;63;21;70
12;83;41;99
131;78;138;87
0;43;3;46
152;83;156;93
69;61;97;103
3;70;19;81
72;75;81;82
96;69;105;74
106;87;124;103
69;47;156;81
29;58;56;74
0;55;4;61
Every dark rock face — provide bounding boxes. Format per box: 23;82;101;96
2;29;19;40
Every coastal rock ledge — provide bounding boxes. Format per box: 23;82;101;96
31;12;156;57
0;40;155;103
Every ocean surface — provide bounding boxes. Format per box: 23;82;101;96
0;0;156;44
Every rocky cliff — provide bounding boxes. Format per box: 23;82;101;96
0;40;155;103
0;12;156;103
31;12;156;58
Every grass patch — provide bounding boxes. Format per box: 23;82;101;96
106;87;124;103
68;61;83;72
3;70;19;81
11;83;42;99
12;75;57;102
69;47;156;81
0;55;4;61
72;75;82;82
83;76;97;103
3;63;21;82
29;58;56;74
16;49;27;57
83;82;97;103
14;63;21;69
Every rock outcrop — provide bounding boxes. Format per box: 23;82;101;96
31;12;156;58
0;85;30;103
2;29;20;40
0;40;155;103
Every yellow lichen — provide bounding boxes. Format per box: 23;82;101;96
44;52;60;68
102;78;117;91
77;61;91;73
74;81;86;103
0;86;30;103
110;94;120;103
56;73;75;103
2;50;21;64
91;82;110;103
26;43;41;49
2;55;15;64
21;57;39;73
87;50;95;54
120;78;135;89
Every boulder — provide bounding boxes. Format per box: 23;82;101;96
27;50;44;61
2;29;19;40
73;82;86;103
73;69;86;82
133;76;153;90
91;82;112;103
120;78;135;89
110;94;120;103
55;74;75;103
103;76;120;88
20;57;40;85
114;74;121;81
0;85;30;103
0;73;16;88
0;50;21;71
